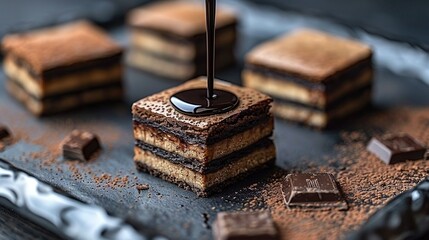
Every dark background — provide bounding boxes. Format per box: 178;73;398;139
0;0;428;47
252;0;429;46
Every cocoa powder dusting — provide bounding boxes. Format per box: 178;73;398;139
3;94;429;239
245;108;429;240
0;108;139;190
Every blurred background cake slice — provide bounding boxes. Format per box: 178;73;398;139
243;29;373;128
1;21;123;116
127;1;237;80
132;77;275;197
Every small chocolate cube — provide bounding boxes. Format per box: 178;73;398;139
367;133;427;164
61;130;101;161
281;173;348;210
0;125;11;140
213;211;279;240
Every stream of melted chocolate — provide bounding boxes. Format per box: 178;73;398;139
170;0;239;116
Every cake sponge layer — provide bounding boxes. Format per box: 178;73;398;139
129;27;236;62
6;79;122;116
273;89;371;128
243;68;372;108
134;141;276;197
4;57;122;98
127;48;234;80
133;117;273;163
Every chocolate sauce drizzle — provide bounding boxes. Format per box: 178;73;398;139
170;0;239;116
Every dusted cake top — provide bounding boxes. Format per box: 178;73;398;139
132;77;272;130
2;21;122;74
128;1;237;38
246;29;372;83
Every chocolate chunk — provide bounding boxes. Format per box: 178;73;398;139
213;211;279;240
367;133;427;164
0;125;11;141
0;125;12;151
350;177;429;240
61;130;101;161
281;173;348;210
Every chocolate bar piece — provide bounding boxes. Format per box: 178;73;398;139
61;130;101;161
349;177;429;240
132;77;275;196
281;173;348;210
213;211;279;240
2;21;123;116
0;125;11;141
367;133;427;164
243;29;373;128
0;125;12;151
127;1;237;80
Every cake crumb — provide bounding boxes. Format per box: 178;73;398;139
136;184;150;192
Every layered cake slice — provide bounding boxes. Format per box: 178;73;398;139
2;21;123;116
127;1;237;80
132;77;275;196
243;29;373;128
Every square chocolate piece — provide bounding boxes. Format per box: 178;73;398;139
0;125;12;151
243;29;373;128
127;1;237;80
132;77;275;196
0;125;11;141
282;173;348;210
61;130;101;161
213;211;279;240
2;21;123;116
367;133;427;164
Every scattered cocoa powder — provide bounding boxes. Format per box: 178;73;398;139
65;161;84;180
242;107;429;240
91;173;134;189
3;94;429;239
28;149;61;167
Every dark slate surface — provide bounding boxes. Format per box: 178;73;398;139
1;1;429;240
